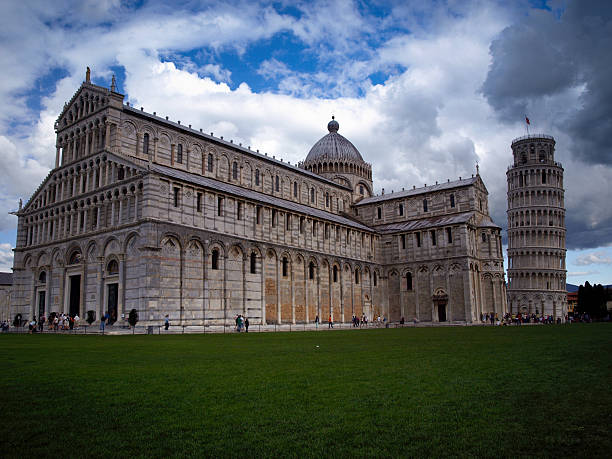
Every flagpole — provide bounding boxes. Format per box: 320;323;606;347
525;115;530;136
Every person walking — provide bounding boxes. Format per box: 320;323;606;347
100;314;106;332
245;317;249;333
328;314;333;329
315;315;319;329
164;315;170;331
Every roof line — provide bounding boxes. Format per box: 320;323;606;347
123;105;352;191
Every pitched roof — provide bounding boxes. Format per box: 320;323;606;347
124;105;351;191
0;272;13;285
355;176;480;206
374;212;476;234
151;164;376;232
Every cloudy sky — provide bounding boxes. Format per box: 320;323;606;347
1;0;611;285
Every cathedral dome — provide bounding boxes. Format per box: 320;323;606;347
304;118;364;164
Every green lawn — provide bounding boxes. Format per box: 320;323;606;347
1;324;611;458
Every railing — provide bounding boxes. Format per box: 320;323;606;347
511;134;555;145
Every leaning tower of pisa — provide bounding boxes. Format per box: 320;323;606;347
506;134;567;318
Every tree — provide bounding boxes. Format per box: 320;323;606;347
86;310;96;325
576;282;607;319
128;309;139;327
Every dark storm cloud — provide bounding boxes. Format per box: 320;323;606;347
482;0;612;165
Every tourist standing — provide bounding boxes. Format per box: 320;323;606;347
164;315;170;331
315;315;319;328
328;314;333;329
245;317;249;333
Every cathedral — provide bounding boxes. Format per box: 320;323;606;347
10;71;507;326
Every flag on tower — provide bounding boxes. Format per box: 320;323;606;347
525;116;530;125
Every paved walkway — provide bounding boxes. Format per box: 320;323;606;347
5;320;514;335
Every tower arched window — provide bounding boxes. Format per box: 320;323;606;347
406;272;412;290
250;252;257;274
282;257;288;277
310;188;315;203
38;271;46;284
399;204;404;216
333;266;338;283
355;270;360;284
255;169;260;186
207;153;214;172
309;262;315;280
275;175;279;192
423;199;428;212
143;133;149;156
293;182;298;198
176;144;183;163
232;161;238;180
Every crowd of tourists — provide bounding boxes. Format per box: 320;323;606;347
22;313;81;333
480;312;566;325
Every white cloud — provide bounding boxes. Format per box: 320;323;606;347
0;243;14;272
575;251;612;266
567;271;598;277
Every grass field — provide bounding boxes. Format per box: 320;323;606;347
1;324;611;458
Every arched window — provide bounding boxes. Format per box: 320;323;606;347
275;175;279;192
377;207;381;219
399;204;404;216
355;270;360;284
360;185;364;195
423;199;428;212
143;133;149;156
450;194;455;208
207;153;214;172
373;271;377;286
232;161;238;180
282;257;288;277
310;188;315;203
211;249;219;270
255;169;260;186
333;265;338;283
293;182;298;197
309;262;315;280
250;252;256;274
177;144;183;163
107;259;119;275
406;272;412;290
325;192;329;207
38;271;46;284
482;232;487;243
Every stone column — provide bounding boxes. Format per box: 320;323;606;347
133;192;138;222
105;121;111;149
118;254;125;321
84;128;90;157
76;210;82;235
111;199;116;227
55;145;60;168
96;204;101;229
118;197;123;226
153;137;158;163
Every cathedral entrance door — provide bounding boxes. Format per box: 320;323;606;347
432;291;448;322
438;303;447;322
69;275;81;317
107;283;118;325
38;291;46;319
